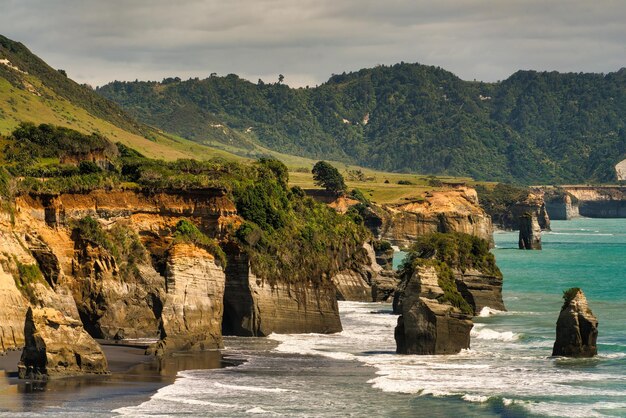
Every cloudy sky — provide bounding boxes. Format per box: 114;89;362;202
1;0;625;87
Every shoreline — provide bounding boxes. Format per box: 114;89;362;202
0;342;236;415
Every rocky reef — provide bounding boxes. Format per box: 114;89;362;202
552;288;598;358
518;213;542;250
394;232;504;354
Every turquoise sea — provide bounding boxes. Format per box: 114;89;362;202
4;218;626;417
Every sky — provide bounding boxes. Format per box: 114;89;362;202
1;0;625;87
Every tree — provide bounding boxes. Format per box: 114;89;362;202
312;161;346;195
278;74;285;84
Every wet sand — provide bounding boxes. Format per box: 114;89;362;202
0;343;231;416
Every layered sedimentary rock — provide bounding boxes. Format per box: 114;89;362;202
18;307;108;379
492;192;551;231
455;269;505;314
379;187;493;249
540;186;626;219
16;188;237;234
395;265;473;354
552;289;598;358
331;243;400;303
543;190;580;220
70;236;164;339
0;264;28;353
331;270;371;302
519;213;542;250
223;249;341;336
159;243;225;352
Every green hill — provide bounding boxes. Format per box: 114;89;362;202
0;34;247;162
98;64;626;184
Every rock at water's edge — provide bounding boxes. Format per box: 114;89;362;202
394;265;473;355
158;243;225;353
395;297;473;355
518;213;542;250
18;307;108;379
552;289;598;357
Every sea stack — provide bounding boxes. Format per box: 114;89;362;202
394;265;473;355
518;212;542;250
18;307;109;379
552;288;598;357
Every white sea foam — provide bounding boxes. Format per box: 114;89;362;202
246;406;278;414
477;307;506;317
213;382;296;393
471;324;520;341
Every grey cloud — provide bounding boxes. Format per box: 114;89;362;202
1;0;625;87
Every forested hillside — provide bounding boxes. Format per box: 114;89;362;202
98;64;626;184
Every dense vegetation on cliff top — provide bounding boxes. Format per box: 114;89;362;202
98;64;626;184
400;232;502;314
1;123;368;285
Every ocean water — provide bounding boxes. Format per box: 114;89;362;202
10;219;626;417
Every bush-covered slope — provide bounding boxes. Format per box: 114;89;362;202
98;64;626;184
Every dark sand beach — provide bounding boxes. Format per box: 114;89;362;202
0;342;228;416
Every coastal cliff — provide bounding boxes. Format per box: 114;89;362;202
352;187;493;249
542;186;626;219
476;184;550;231
0;177;365;363
222;248;342;336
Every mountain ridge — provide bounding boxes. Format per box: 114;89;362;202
98;63;626;184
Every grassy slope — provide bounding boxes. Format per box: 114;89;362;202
0;76;245;162
0;34;470;204
0;74;469;204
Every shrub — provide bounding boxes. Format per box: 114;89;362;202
173;219;227;267
399;232;501;315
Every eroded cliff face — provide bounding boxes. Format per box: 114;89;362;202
379;187;493;249
159;243;225;351
498;192;550;231
18;307;108;379
0;188;237;356
223;249;342;336
540;186;626;219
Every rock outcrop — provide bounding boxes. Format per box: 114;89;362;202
331;270;371;302
0;264;28;353
380;187;494;249
519;213;542;250
543;190;580;220
543;186;626;218
552;288;598;358
70;235;164;340
497;192;550;231
222;249;342;336
394;265;473;355
18;307;108;379
158;243;225;352
454;268;506;313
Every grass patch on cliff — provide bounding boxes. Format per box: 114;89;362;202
173;219;227;267
70;216;150;278
13;260;47;302
399;232;502;314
